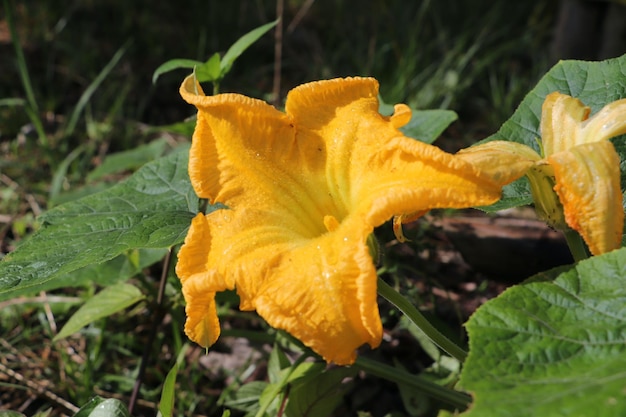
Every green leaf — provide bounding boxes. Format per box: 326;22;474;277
459;247;626;417
54;283;144;341
478;54;626;212
5;248;166;298
285;365;356;417
0;150;197;300
152;58;203;84
267;343;292;384
87;137;170;181
74;397;130;417
400;109;458;144
159;362;178;417
195;52;222;83
220;19;278;76
222;381;268;413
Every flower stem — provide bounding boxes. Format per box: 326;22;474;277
377;278;467;362
354;356;471;411
563;229;589;262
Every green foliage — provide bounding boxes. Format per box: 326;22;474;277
73;397;130;417
460;247;626;417
0;150;196;301
478;54;626;212
158;362;179;417
54;283;145;341
152;20;278;87
86;138;170;182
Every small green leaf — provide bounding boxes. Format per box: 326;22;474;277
54;283;144;341
220;19;278;76
459;247;626;417
159;362;178;417
195;52;221;83
152;58;203;84
74;397;130;417
267;343;292;384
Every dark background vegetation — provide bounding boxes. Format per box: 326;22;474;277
1;0;626;416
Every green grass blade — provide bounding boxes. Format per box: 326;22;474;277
220;19;278;75
65;43;128;137
5;0;39;114
48;145;85;205
158;362;178;417
4;0;48;147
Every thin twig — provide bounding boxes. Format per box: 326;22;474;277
0;361;80;414
272;0;284;107
286;0;315;34
128;247;173;414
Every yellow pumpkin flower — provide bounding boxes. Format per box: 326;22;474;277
176;75;522;365
457;92;626;256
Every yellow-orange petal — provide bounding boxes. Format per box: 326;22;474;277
176;214;232;348
182;274;220;348
389;103;412;128
455;140;539;184
580;97;626;144
540;92;590;156
180;74;296;203
393;211;429;243
175;213;212;284
253;216;381;365
549;140;623;255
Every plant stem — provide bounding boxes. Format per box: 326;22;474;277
563;229;588;262
128;248;173;415
354;356;471;411
377;278;467;362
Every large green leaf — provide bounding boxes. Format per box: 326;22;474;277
0;150;197;300
459;247;626;417
479;54;626;211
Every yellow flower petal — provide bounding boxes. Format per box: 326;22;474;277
177;76;519;364
549;141;623;255
254;216;381;365
456;140;539;184
175;214;228;347
540;92;590;156
182;274;220;348
580;97;626;144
